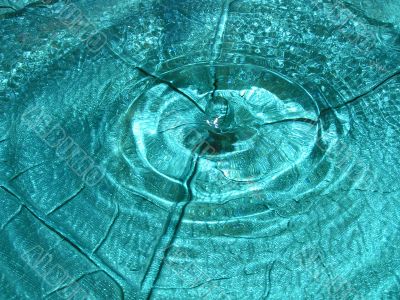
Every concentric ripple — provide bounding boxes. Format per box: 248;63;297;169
2;0;400;299
106;61;352;215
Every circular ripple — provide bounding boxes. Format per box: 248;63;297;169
102;60;352;216
130;64;319;179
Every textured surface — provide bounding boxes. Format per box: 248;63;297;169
1;0;400;299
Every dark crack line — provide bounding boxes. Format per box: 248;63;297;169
157;122;204;134
319;70;400;116
143;147;204;300
259;117;318;127
0;0;59;20
339;187;398;194
139;206;176;289
8;162;45;182
0;205;22;232
93;204;119;253
221;232;281;239
46;185;85;215
217;168;262;183
154;267;266;291
209;0;232;101
155;275;233;290
0;6;16;10
105;43;205;115
0;185;126;299
120;185;169;212
0;138;6;143
0;185;20;200
135;66;205;114
211;77;219;100
44;269;101;298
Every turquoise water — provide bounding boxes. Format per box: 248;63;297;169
1;0;400;299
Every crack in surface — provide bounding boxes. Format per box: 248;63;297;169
157;122;204;134
0;185;127;299
46;185;85;216
3;1;400;297
44;269;102;298
93;204;119;253
155;275;233;290
209;0;233;100
8;162;45;182
0;0;60;20
0;205;22;232
135;66;205;114
319;69;400;116
260;117;318;127
141;146;204;299
154;267;266;291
